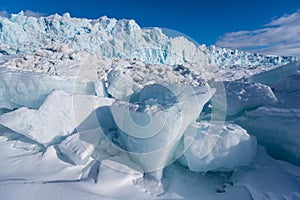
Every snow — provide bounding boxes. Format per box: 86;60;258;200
105;59;208;100
58;133;93;165
0;90;114;145
0;130;92;181
1;148;299;200
235;103;300;166
180;122;257;172
234;147;300;200
234;63;300;166
219;81;277;116
0;13;299;200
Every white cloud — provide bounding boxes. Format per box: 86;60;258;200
0;10;10;17
0;10;45;18
23;10;45;18
216;10;300;58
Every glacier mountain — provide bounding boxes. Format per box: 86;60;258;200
0;13;299;200
0;12;296;67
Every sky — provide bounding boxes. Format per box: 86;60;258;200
0;0;300;57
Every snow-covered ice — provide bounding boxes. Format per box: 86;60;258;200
234;61;300;166
0;70;95;110
179;122;257;172
0;90;114;145
0;128;93;181
249;61;300;86
58;133;93;165
0;13;296;67
235;104;300;165
220;81;277;116
109;83;213;178
234;147;300;200
0;13;299;200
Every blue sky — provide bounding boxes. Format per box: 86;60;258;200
1;0;300;56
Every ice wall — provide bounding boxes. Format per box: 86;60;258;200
0;12;296;67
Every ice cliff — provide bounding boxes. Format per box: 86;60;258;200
0;12;296;67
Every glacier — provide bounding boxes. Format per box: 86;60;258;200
0;12;296;67
179;122;257;172
0;13;299;199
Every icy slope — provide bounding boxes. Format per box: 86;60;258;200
0;127;92;181
234;62;300;165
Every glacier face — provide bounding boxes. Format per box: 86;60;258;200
0;12;296;68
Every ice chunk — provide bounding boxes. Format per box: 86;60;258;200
105;59;210;101
110;83;213;178
235;105;300;165
107;69;141;100
239;62;300;165
94;79;108;97
236;70;300;166
0;71;95;110
236;68;300;164
249;61;300;86
0;90;114;145
179;122;257;172
215;81;277;116
0;90;76;145
58;133;92;165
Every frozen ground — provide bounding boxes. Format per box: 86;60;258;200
0;13;299;199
